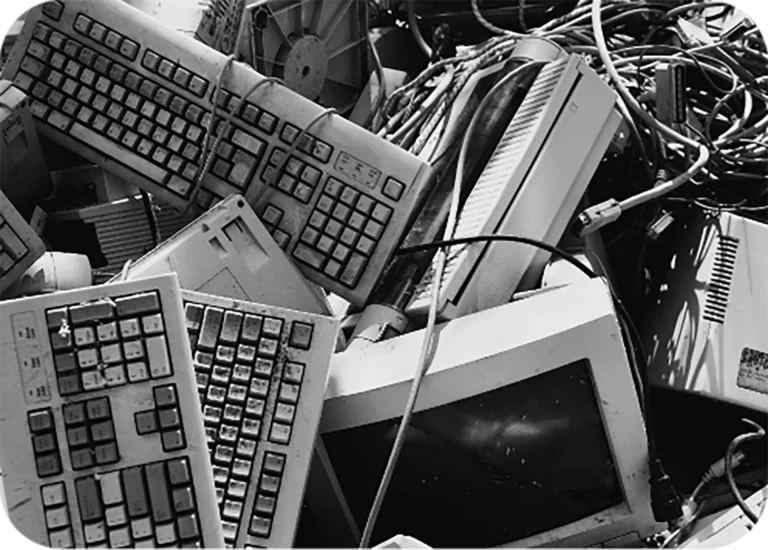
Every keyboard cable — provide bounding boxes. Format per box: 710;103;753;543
357;59;549;548
185;55;283;213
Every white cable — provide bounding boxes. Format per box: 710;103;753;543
357;60;548;548
590;0;710;213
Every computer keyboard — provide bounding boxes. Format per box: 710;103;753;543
0;273;223;548
1;0;434;307
1;190;46;293
181;290;338;548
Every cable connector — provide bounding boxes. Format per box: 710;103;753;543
702;451;746;486
647;211;674;240
650;459;684;524
675;19;714;48
655;62;687;125
573;199;621;237
722;11;756;42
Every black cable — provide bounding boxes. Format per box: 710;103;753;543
397;233;652;437
725;419;766;525
139;190;160;247
396;234;597;278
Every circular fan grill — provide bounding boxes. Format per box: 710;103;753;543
239;0;369;113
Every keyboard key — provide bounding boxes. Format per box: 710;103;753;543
383;178;405;201
168;458;191;485
105;30;122;51
269;422;291;444
37;454;63;477
135;410;157;435
89;22;107;43
105;505;128;528
250;516;271;537
289;322;313;350
122;467;149;518
146;336;172;378
146;462;173;522
188;75;208;97
293;244;325;269
28;40;51;61
341;253;368;287
119;40;139;61
372;203;393;224
100;471;124;505
73;15;92;34
21;55;44;77
84;521;107;544
28;409;54;432
76;477;104;522
49;529;74;548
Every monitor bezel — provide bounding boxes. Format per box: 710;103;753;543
321;279;662;547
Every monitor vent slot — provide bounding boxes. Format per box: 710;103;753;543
703;235;739;324
424;58;570;292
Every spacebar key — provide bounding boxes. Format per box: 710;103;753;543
70;123;168;184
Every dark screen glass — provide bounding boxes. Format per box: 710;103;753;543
322;359;624;548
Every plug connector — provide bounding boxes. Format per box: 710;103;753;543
722;12;756;42
655;62;687;125
573;199;622;237
647;211;674;240
650;459;684;524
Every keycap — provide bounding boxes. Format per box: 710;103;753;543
269;422;291;444
36;454;62;477
154;385;177;407
76;477;104;522
177;514;200;540
146;335;172;378
42;483;67;507
115;292;161;316
84;521;107;544
255;495;276;515
28;409;54;432
122;467;149;517
94;442;119;464
241;315;263;343
167;457;191;485
105;505;127;527
293;244;325;269
87;397;111;420
198;307;223;350
69;301;114;324
100;471;124;505
143;463;173;523
250;516;271;537
289;322;313;350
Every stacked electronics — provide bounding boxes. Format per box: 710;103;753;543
1;1;765;550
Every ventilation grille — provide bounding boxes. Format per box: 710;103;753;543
412;58;569;300
703;234;739;324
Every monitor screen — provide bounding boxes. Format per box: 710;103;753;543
322;359;624;547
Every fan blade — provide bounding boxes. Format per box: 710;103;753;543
250;24;270;75
327;36;366;60
268;7;295;48
319;0;353;43
309;0;325;35
291;2;304;37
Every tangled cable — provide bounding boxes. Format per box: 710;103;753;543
380;0;765;215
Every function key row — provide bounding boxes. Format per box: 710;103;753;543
46;292;161;328
141;49;208;98
71;14;139;62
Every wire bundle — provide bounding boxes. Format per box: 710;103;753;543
356;1;767;547
377;0;766;212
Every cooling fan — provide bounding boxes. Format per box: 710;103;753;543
239;0;370;113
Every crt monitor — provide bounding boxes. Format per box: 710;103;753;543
320;278;663;548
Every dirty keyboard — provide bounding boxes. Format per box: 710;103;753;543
182;290;338;548
1;0;433;307
0;273;223;548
